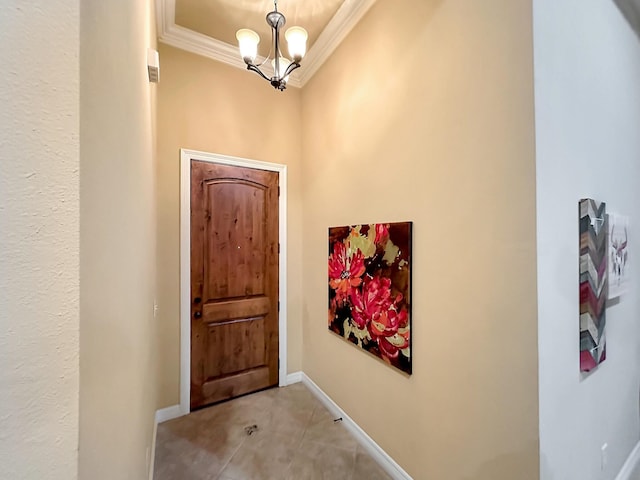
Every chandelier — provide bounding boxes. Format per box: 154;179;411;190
235;0;308;91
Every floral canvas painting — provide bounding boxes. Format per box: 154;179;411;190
328;222;412;375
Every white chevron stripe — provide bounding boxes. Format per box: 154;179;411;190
580;201;607;236
580;199;605;220
597;332;606;362
579;254;607;293
581;313;600;343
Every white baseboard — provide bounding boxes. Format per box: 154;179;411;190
155;404;183;424
301;373;413;480
285;371;303;385
616;440;640;480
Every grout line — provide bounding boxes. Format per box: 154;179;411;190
280;445;297;480
214;431;248;480
347;448;359;480
297;397;361;456
298;403;319;445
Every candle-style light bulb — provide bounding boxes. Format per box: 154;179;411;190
285;26;308;62
271;57;292;82
236;29;260;64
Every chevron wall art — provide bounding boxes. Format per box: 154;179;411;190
579;199;608;372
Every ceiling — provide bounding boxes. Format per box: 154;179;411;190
157;0;378;88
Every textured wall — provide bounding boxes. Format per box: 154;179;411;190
534;0;640;478
79;0;159;478
301;1;539;478
155;45;303;408
0;2;80;479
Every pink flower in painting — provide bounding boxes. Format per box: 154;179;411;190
328;241;366;297
349;275;409;360
374;223;389;245
349;276;393;329
369;307;409;360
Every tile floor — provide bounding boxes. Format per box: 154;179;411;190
153;383;392;480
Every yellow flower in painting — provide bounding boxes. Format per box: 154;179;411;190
347;226;376;259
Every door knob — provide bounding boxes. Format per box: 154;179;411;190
194;311;202;319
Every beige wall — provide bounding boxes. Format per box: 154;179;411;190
0;2;79;478
300;1;539;479
79;0;158;478
156;45;303;407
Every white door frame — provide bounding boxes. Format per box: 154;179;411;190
179;148;288;415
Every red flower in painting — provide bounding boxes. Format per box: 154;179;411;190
374;223;389;245
368;307;409;360
328;241;366;297
349;276;409;360
349;276;393;329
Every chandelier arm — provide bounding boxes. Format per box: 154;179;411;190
282;62;301;78
246;64;271;82
254;54;270;68
255;21;274;69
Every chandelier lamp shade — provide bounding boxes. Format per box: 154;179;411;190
236;0;308;91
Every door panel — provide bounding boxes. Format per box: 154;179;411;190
190;160;279;409
202;296;270;322
204;180;267;299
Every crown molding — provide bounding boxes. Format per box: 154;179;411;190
156;0;377;89
160;21;289;85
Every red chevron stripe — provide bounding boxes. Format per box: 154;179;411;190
579;282;606;318
580;350;597;371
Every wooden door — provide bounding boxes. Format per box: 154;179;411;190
190;160;279;409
